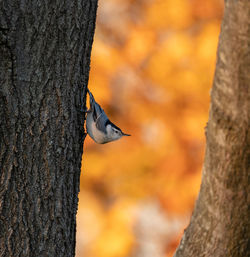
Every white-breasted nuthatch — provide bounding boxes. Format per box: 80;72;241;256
86;89;130;144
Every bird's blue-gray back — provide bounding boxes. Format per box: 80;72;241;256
89;90;109;132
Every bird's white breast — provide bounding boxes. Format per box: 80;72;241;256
86;113;108;144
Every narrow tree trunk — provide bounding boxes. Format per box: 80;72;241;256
0;1;97;256
174;0;250;256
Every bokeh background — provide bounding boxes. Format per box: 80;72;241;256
76;0;224;256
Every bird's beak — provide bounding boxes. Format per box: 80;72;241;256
122;132;131;136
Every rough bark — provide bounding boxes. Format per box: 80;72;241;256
0;1;97;256
174;0;250;256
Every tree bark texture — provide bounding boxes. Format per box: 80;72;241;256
175;0;250;256
0;1;97;256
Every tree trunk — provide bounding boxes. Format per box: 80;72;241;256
174;0;250;256
0;1;97;256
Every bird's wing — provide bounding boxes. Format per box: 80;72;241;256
95;110;109;132
88;89;109;132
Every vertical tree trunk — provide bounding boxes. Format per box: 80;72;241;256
0;1;97;256
174;0;250;256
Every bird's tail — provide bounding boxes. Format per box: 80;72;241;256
87;89;105;120
87;88;96;110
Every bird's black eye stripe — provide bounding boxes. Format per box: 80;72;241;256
112;128;118;133
105;120;122;132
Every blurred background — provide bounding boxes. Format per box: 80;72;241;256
77;0;224;256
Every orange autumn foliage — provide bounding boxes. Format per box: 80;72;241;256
77;1;224;256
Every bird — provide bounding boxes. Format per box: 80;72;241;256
86;89;130;144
